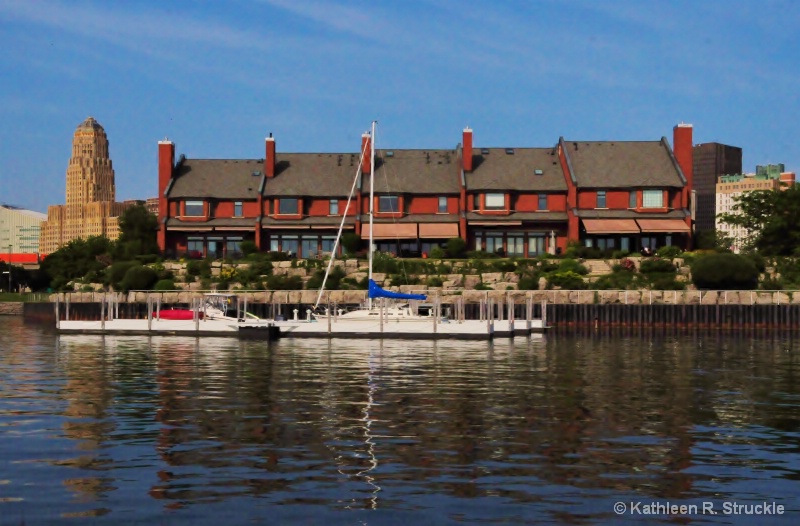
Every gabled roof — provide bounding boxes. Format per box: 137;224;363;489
465;147;567;192
363;149;461;194
169;159;263;199
561;139;685;188
264;152;362;197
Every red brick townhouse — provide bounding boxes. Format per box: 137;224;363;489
461;128;570;257
157;123;694;258
557;123;694;253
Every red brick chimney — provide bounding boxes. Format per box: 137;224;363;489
673;123;693;234
265;133;275;178
462;127;473;172
157;139;174;253
157;140;174;217
361;132;371;174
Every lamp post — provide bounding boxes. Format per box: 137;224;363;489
7;245;11;293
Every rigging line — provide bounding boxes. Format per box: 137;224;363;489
378;145;409;283
312;136;369;311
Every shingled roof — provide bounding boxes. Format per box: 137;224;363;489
561;139;686;188
263;152;362;197
169;159;264;199
465;148;567;192
362;149;461;194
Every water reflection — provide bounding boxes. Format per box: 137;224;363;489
1;316;799;523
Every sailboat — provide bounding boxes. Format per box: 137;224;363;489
312;121;442;323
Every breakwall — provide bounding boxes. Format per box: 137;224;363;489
0;302;23;316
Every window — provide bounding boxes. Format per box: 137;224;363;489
629;191;637;208
329;199;339;215
596;191;606;209
279;198;299;214
185;200;203;216
234;201;243;217
538;194;548;210
226;237;243;257
507;235;524;256
528;235;546;256
438;196;448;214
485;193;505;210
187;237;203;258
642;190;663;208
379;195;399;213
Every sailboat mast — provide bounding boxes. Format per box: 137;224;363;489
367;120;376;309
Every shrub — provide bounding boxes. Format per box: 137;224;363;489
305;267;346;290
611;250;630;259
556;258;589;275
647;273;685;290
341;233;361;255
492;260;516;273
594;271;637;290
517;276;539;290
445;238;467;258
154;279;177;291
656;245;682;259
465;250;498;259
120;266;159;291
186;259;211;279
426;276;444;287
266;275;303;290
639;258;676;274
429;247;445;259
691;253;759;290
547;271;586;290
107;261;141;289
742;252;767;273
389;274;421;286
240;240;257;256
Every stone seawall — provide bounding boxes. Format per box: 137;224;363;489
48;289;799;306
0;302;23;315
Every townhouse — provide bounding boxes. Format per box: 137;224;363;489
157;123;694;258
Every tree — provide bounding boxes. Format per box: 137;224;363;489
694;229;734;251
717;185;800;255
40;236;115;290
115;204;159;259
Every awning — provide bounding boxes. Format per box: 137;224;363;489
636;219;691;233
468;221;523;226
169;226;214;232
419;223;459;239
582;219;639;234
370;223;418;240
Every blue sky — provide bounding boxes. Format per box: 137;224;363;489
1;0;798;212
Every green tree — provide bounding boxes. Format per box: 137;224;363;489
717;185;800;255
40;236;115;290
115;204;159;259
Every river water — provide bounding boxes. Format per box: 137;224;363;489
1;316;798;525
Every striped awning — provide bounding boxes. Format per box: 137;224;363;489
582;219;640;234
418;223;459;239
636;219;691;233
370;223;418;240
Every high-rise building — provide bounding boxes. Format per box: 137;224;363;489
715;164;796;252
0;204;47;263
40;117;130;254
692;143;742;233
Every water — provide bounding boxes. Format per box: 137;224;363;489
1;316;799;525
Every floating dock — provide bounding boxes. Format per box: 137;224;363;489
55;317;545;340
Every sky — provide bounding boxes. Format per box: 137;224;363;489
1;0;798;213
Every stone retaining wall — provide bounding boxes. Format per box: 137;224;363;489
49;290;799;306
0;302;23;315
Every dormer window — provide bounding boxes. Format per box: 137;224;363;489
379;195;399;213
279;198;298;215
184;200;203;216
642;189;663;208
485;193;504;210
234;201;243;217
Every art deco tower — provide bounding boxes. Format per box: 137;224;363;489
40;117;127;254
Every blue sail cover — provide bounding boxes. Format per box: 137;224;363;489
368;279;427;300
